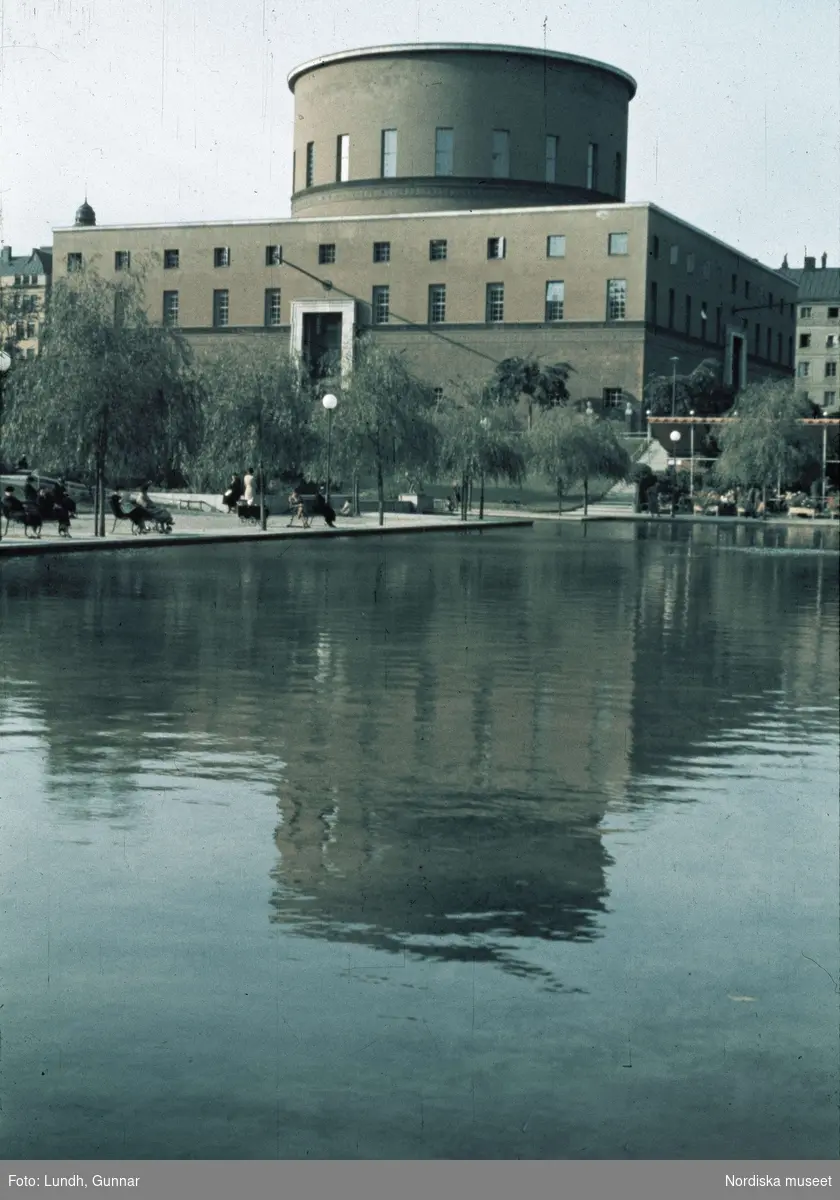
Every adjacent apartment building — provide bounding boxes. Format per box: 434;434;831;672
51;43;796;416
0;245;53;359
781;253;840;415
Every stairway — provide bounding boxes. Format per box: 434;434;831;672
584;438;669;516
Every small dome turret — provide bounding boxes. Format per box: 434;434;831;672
74;200;96;227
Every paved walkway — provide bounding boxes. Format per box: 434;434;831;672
0;509;534;557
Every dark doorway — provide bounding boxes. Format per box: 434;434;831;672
730;334;744;391
302;313;342;381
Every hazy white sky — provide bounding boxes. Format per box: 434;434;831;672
1;0;837;268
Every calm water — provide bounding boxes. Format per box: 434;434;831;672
1;522;838;1160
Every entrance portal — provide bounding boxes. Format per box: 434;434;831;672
302;312;343;381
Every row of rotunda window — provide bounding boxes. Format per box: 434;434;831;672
297;131;621;192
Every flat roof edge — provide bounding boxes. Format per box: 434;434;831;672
287;43;637;97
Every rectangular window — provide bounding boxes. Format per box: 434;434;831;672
491;129;510;178
25;321;36;338
825;391;837;405
162;290;179;326
545;280;565;322
67;252;82;272
435;127;454;176
744;279;750;298
799;333;811;348
114;250;130;271
373;241;391;263
264;288;282;327
381;129;397;178
545;135;558;183
614;151;622;196
686;253;695;274
731;273;738;295
163;248;180;269
788;336;793;364
212;289;229;328
700;300;708;341
487;236;505;260
608;232;628;255
717;306;723;345
668;288;675;328
670;244;679;266
607;278;627;320
547;235;566;258
428;284;446;324
777;331;782;361
800;306;812;318
586;142;598;190
214;246;231;268
372;285;390;324
651;235;660;260
603;388;624;409
829;306;839;318
766;327;772;360
827;334;837;348
433;387;444;403
754;322;760;353
826;361;838;377
265;244;283;266
429;239;447;261
318;243;336;265
485;283;504;323
305;142;315;188
796;362;810;377
685;294;692;334
336;133;350;182
649;280;658;326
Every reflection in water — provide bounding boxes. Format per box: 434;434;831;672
0;523;837;1158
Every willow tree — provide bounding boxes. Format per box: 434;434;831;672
645;357;735;418
530;407;630;514
4;266;201;535
435;381;526;519
332;340;439;526
188;343;316;527
713;379;815;507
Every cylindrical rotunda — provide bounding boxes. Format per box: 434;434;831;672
288;43;636;218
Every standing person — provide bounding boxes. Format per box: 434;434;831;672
222;474;243;511
243;468;255;505
23;475;38;505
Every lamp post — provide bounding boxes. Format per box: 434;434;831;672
646;408;652;448
669;356;680;416
624;399;634;432
0;349;10;544
689;409;696;500
669;429;682;517
322;393;338;505
821;412;828;513
478;416;489;521
585;399;594;417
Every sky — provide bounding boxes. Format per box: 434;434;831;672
1;0;838;269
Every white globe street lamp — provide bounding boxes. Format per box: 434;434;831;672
322;393;338;504
669;429;682;517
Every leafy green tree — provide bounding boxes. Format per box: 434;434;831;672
435;380;526;519
713;379;816;506
529;408;631;514
493;355;574;429
645;357;735;417
327;340;439;526
188;342;315;525
4;266;201;534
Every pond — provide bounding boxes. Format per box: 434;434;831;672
1;521;837;1159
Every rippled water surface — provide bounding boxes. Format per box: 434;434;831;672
1;522;838;1159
